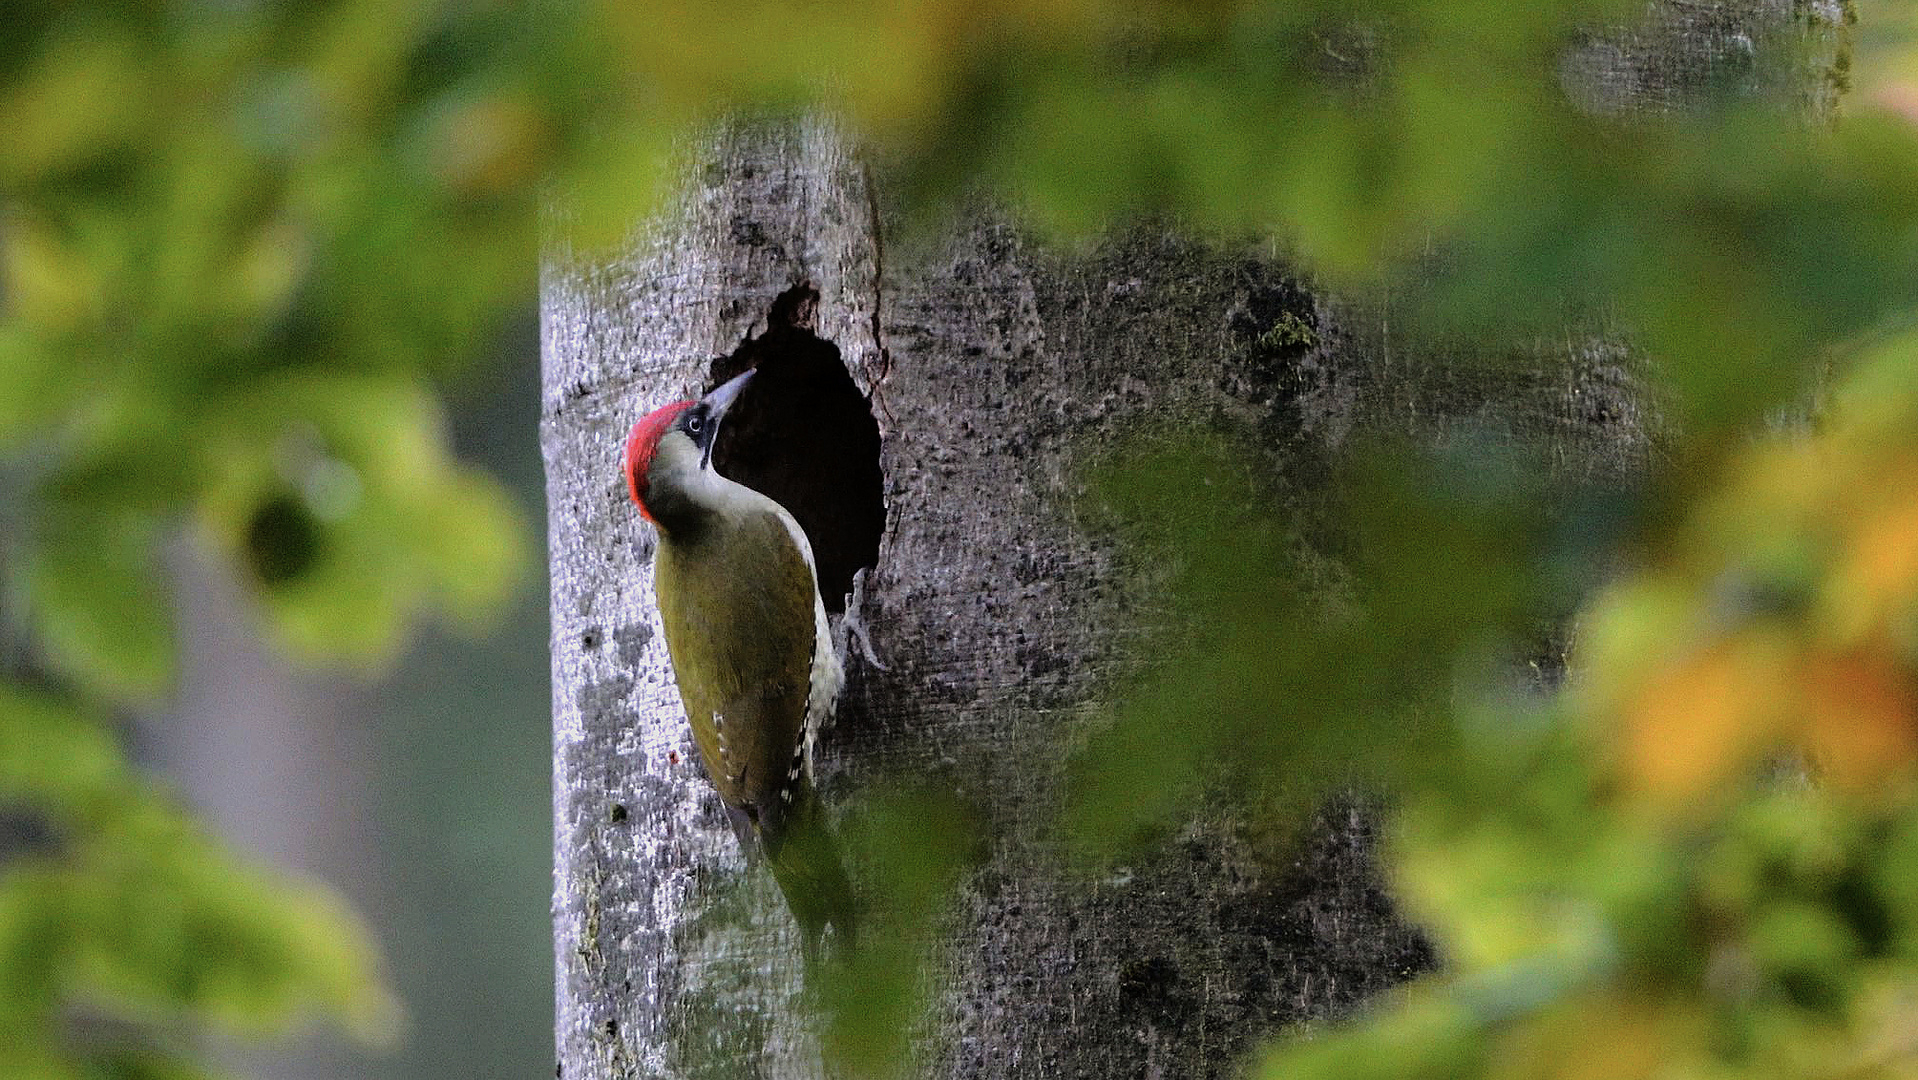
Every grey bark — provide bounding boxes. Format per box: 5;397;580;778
542;120;1431;1079
541;6;1847;1076
539;121;1576;1080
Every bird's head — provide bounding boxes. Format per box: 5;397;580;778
624;369;754;524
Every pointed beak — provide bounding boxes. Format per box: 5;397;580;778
701;368;754;424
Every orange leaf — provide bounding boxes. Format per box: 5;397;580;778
1803;652;1918;792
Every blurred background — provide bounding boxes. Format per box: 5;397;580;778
148;320;552;1080
5;1;1918;1078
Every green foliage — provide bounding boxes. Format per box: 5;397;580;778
819;788;981;1078
1065;326;1918;1076
2;2;546;1074
7;0;1918;1076
1000;5;1918;1075
0;687;398;1078
1074;268;1918;1078
1069;428;1565;858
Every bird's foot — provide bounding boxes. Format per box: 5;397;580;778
837;567;888;671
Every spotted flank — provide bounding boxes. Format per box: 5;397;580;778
713;711;733;773
780;738;806;803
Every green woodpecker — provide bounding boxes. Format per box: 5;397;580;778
622;369;856;956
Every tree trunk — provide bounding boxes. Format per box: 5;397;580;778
542;116;1447;1079
541;7;1844;1073
544;123;885;1079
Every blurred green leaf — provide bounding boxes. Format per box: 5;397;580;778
413;470;527;627
821;789;981;1078
0;27;150;188
0;692;399;1075
25;512;172;702
0;686;120;820
0;326;85;446
1255;991;1483;1080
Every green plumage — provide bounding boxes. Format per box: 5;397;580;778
651;469;855;956
655;507;813;821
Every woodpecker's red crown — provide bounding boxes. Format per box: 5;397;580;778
624;400;694;522
624;368;755;524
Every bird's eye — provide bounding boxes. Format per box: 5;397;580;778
685;413;704;435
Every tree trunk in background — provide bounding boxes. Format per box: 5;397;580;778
541;7;1847;1076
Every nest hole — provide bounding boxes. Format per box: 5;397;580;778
707;283;885;614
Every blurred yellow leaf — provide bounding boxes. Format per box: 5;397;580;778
1829;465;1918;639
1492;990;1697;1080
1622;629;1795;810
1;213;102;331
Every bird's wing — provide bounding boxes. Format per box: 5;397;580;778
655;502;819;822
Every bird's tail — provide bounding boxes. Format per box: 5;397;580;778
761;775;857;962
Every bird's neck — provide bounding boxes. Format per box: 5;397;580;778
646;453;756;544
